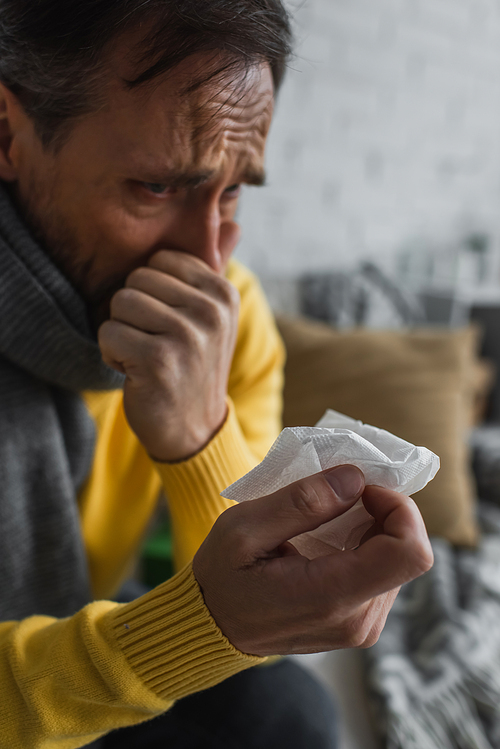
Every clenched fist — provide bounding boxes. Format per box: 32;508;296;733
98;249;240;462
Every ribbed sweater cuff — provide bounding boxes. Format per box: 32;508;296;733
153;398;258;527
108;563;264;701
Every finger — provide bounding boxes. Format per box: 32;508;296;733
125;266;200;308
147;250;217;289
362;485;431;553
113;282;215;336
147;222;241;283
111;287;184;333
227;466;365;558
98;319;145;372
148;250;238;305
313;488;433;605
123;268;230;330
358;520;384;546
98;319;172;378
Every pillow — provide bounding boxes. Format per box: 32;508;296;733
470;357;496;426
276;315;482;547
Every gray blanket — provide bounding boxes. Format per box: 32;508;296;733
365;498;500;749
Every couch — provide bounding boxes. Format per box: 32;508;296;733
276;312;500;749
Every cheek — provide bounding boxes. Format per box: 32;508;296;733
84;204;172;269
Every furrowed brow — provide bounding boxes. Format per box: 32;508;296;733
140;166;266;189
142;170;215;189
242;167;267;187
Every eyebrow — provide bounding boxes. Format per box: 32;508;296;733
140;166;267;189
241;167;267;187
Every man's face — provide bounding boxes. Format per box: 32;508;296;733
8;52;274;324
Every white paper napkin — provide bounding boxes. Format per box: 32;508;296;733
222;410;440;555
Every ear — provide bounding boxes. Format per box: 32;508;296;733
0;82;25;182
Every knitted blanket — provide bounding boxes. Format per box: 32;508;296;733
365;500;500;749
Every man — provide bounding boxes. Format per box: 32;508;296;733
0;1;433;747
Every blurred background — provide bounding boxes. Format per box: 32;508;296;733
236;0;500;334
224;4;500;746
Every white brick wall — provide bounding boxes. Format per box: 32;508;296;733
235;0;500;283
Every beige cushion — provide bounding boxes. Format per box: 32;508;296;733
276;315;482;547
470;357;496;426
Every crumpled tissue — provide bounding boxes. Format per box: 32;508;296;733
222;410;440;556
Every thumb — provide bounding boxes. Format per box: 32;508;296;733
234;465;365;556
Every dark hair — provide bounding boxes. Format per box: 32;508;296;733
0;0;292;148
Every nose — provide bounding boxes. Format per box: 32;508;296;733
168;202;241;273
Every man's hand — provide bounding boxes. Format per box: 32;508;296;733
98;249;240;462
193;465;433;656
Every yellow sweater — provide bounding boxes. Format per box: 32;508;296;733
0;260;285;749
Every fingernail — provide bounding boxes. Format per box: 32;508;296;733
325;465;364;501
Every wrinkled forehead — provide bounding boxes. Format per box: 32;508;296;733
183;65;274;169
154;61;274;174
107;48;275;178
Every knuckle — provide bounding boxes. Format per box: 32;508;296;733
209;273;228;294
198;296;225;329
145;336;169;372
148;249;170;268
97;321;124;371
180;319;204;351
110;287;136;314
345;627;367;650
411;543;434;577
361;625;384;649
212;275;239;307
226;281;240;310
210;509;230;543
154;313;198;353
288;480;327;522
349;625;372;650
214;507;253;560
401;535;434;580
334;612;373;650
230;522;254;556
97;319;116;348
127;266;151;288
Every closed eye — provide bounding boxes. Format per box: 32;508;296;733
223;184;241;197
142;182;174;195
139;181;243;199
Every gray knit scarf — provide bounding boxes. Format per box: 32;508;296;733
0;184;124;620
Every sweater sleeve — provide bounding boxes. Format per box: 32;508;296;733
0;563;263;748
155;259;285;570
0;262;283;747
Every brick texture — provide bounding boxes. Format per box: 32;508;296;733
236;0;500;282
